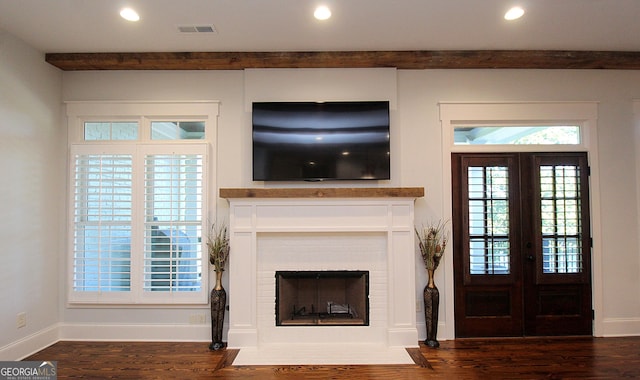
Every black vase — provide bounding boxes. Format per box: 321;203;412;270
424;269;440;348
209;271;226;351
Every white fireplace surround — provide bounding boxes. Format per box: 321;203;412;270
222;188;423;350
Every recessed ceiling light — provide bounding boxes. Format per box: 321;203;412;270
120;7;140;22
504;6;525;21
314;6;332;20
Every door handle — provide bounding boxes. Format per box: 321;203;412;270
527;255;535;262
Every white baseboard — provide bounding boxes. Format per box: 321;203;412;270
386;327;419;347
0;323;213;360
59;323;212;342
227;328;258;349
0;324;60;361
415;319;640;340
601;318;640;337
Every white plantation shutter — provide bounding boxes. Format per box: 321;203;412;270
72;150;133;293
69;144;208;304
143;150;204;294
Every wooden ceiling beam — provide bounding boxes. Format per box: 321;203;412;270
45;50;640;71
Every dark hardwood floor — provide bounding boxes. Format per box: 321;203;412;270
25;337;640;379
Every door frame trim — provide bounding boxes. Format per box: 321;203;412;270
439;101;602;339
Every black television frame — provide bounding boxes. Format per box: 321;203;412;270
252;101;391;182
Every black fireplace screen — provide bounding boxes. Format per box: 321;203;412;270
275;271;369;326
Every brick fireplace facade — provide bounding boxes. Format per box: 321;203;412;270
221;187;423;349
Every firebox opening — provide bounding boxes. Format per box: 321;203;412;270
275;271;370;326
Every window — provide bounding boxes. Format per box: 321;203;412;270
151;121;205;140
67;101;218;304
72;149;133;293
143;151;204;292
540;164;583;274
84;121;138;140
468;166;510;275
454;125;580;145
461;156;585;277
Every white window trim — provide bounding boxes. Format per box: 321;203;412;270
438;101;603;338
66;101;220;306
442;101;597;152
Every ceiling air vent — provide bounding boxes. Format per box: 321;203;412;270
178;25;217;33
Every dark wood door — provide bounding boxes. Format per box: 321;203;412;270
452;152;592;337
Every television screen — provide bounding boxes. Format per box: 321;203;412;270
252;101;390;181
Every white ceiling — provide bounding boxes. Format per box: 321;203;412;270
1;0;639;54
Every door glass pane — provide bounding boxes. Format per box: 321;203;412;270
468;166;510;274
540;165;583;273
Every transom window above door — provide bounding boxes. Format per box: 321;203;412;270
454;125;580;145
441;102;597;153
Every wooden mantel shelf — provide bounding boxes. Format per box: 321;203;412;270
219;187;424;199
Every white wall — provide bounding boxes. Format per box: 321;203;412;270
3;37;640;356
0;31;63;359
60;68;640;340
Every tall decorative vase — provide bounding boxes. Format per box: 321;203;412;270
424;268;440;348
209;270;226;351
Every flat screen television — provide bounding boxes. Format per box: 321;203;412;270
252;101;390;181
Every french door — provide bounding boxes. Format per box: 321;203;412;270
452;152;592;337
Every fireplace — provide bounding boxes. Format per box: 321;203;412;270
276;270;369;326
221;187;423;350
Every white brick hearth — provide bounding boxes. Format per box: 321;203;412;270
221;187;423;363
